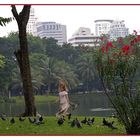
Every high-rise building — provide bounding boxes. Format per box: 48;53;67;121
109;20;129;40
35;22;67;45
26;7;38;35
68;27;99;47
94;19;113;36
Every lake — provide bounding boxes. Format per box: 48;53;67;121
0;93;115;117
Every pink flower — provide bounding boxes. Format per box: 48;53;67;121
106;42;114;48
101;45;109;53
122;45;131;55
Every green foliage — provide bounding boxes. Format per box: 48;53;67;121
0;17;13;26
95;34;140;134
76;53;95;91
0;54;5;68
0;58;17;91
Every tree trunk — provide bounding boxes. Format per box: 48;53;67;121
18;26;36;116
11;5;36;116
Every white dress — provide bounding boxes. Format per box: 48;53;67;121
56;91;70;117
59;91;70;112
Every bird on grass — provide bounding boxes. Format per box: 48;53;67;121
10;117;15;124
81;117;87;124
91;117;95;124
39;116;43;122
28;117;36;124
87;118;92;126
57;116;65;126
75;118;82;128
1;114;6;121
103;118;117;129
67;113;71;120
34;119;45;125
70;119;76;127
19;116;26;122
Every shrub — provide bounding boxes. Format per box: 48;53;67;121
94;33;140;134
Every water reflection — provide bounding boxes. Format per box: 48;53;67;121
0;93;114;117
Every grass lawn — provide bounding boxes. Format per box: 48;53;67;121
12;95;59;104
0;116;126;135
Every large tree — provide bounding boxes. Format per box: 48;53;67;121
11;5;36;116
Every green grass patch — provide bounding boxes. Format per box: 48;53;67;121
0;116;126;135
12;95;58;104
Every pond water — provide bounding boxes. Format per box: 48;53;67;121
0;93;115;117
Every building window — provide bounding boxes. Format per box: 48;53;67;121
53;25;55;29
50;25;52;30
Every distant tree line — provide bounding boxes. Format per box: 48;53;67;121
0;32;103;98
1;33;140;99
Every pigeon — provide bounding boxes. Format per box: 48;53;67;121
1;114;6;121
68;113;71;120
28;117;36;124
57;116;65;126
87;118;92;126
34;119;45;125
91;117;95;124
10;118;15;124
81;117;87;124
39;116;43;122
75;118;82;128
103;118;108;125
103;118;117;129
70;119;76;127
19;117;26;122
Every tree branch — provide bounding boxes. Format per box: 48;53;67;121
11;5;19;22
19;5;31;25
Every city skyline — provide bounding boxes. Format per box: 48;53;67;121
0;5;140;40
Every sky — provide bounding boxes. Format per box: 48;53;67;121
0;2;140;41
1;5;140;40
0;5;140;39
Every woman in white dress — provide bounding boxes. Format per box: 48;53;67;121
56;80;71;118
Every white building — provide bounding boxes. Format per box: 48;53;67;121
68;27;99;47
27;7;38;35
109;20;129;40
94;19;113;36
35;22;67;45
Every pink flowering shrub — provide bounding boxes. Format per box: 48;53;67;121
95;32;140;134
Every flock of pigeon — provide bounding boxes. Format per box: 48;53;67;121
57;114;117;129
0;113;117;130
0;114;44;125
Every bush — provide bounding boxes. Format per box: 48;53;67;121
94;33;140;134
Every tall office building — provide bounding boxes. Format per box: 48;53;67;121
35;22;67;45
94;19;113;36
109;20;129;40
26;7;38;35
68;27;99;47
